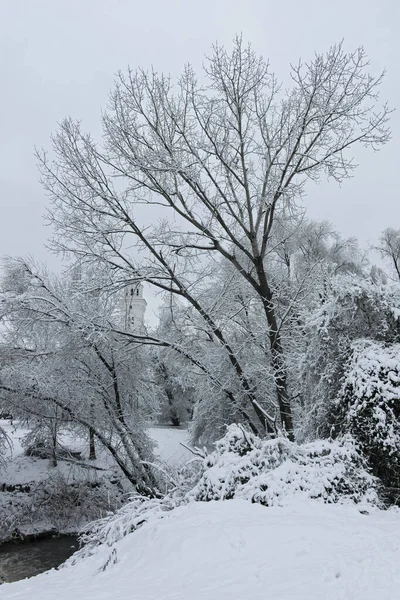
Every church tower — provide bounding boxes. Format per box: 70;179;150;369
123;282;147;334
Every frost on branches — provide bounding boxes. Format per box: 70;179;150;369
187;424;379;507
337;340;400;503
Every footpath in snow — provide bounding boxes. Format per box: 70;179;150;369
2;499;400;600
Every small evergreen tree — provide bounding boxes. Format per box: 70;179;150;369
299;275;400;441
336;340;400;504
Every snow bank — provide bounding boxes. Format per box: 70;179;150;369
2;499;400;600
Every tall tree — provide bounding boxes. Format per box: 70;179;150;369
38;38;390;439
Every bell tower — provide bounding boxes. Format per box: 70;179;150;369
124;282;147;334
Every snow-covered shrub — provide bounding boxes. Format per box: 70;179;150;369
34;471;123;531
336;340;400;504
69;495;178;565
187;424;380;506
23;435;82;461
65;425;381;563
298;276;400;440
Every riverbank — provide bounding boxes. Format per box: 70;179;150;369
0;445;128;544
0;420;191;544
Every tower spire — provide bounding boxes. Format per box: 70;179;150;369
123;282;147;333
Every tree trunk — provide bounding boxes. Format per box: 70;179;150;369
257;262;294;440
89;427;96;460
165;389;180;426
50;422;58;467
159;362;181;426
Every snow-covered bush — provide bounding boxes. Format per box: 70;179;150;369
187;424;380;506
73;495;177;564
298;276;400;440
336;340;400;504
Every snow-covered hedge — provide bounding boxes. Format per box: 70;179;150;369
337;340;400;503
187;424;379;506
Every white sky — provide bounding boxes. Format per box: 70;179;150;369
1;0;399;278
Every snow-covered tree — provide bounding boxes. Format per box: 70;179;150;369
336;339;400;504
298;274;400;441
378;228;400;282
153;304;195;427
0;259;160;495
37;38;390;440
0;425;11;471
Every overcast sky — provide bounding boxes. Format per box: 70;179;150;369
1;0;399;277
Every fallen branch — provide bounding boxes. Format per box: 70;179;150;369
179;442;207;459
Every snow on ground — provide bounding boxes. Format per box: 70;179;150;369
149;426;192;467
0;420;191;485
0;419;113;485
1;499;400;600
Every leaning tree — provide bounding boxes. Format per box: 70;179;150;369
0;259;160;494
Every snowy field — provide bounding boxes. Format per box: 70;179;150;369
1;499;400;600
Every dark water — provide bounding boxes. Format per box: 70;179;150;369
0;535;79;583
